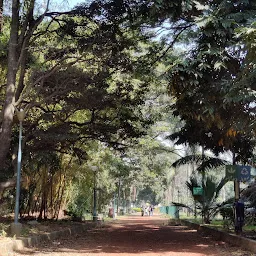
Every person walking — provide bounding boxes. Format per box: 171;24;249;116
141;206;144;216
150;205;154;216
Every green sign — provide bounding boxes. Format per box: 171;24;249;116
193;187;203;195
225;165;237;180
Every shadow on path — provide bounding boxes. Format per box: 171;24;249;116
15;215;253;255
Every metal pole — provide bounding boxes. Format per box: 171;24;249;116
93;171;97;221
117;178;121;215
14;121;22;224
234;179;240;200
113;193;116;219
233;152;240;201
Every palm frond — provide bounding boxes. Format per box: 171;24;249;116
172;154;205;168
172;155;230;172
215;178;228;198
185;176;200;192
172;202;193;211
197;158;230;172
203;177;217;201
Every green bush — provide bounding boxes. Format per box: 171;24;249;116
66;194;90;221
219;206;233;221
131;207;141;212
219;205;234;229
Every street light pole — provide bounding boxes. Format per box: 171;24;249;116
11;108;26;236
14;119;23;223
117;178;121;215
91;166;98;222
113;193;116;220
93;170;97;221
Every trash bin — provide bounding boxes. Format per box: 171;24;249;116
108;208;114;218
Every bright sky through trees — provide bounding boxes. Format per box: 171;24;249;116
55;0;85;9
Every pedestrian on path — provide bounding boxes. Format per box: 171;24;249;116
149;205;154;216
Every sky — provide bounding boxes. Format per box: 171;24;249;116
3;0;86;14
64;0;84;8
54;0;87;9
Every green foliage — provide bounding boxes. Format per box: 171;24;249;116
172;154;230;171
0;17;9;66
0;199;13;216
66;172;93;220
2;0;255;220
131;207;141;213
137;186;158;205
171;148;233;223
161;0;256;160
185;174;228;223
219;205;234;222
66;193;90;220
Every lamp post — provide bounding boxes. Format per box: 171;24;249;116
113;193;116;220
117;178;121;215
91;166;98;222
11;108;26;236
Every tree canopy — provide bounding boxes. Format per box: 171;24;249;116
0;0;256;220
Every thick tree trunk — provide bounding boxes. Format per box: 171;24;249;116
0;0;19;170
0;0;3;32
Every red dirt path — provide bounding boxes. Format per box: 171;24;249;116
15;214;253;256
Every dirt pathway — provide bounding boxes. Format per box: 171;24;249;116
14;215;253;256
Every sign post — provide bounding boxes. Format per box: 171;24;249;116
192;187;203;196
225;165;251;234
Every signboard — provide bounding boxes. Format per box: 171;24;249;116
225;165;251;182
193;187;203;195
237;165;251;182
225;165;237;180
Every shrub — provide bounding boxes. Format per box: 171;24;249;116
131;207;141;212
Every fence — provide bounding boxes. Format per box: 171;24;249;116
159;205;179;219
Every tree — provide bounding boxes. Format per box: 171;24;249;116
162;0;256;161
184;174;227;224
171;151;231;223
0;0;51;168
1;0;178;217
0;0;157;178
0;0;3;32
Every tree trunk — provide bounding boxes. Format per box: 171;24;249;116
0;0;19;170
56;183;65;220
0;0;3;32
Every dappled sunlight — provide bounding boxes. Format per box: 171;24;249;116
195;244;210;248
14;215;253;255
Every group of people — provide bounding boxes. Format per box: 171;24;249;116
141;205;154;216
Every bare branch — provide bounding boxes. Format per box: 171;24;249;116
151;25;192;66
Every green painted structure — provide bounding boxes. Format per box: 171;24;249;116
159;205;179;219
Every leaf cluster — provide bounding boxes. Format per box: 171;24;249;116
164;0;256;160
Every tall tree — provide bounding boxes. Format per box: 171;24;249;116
163;0;256;161
0;0;51;169
0;0;155;177
0;0;3;32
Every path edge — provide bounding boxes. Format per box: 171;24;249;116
0;221;103;256
179;219;256;253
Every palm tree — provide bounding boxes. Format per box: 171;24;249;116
185;175;227;223
172;152;230;223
